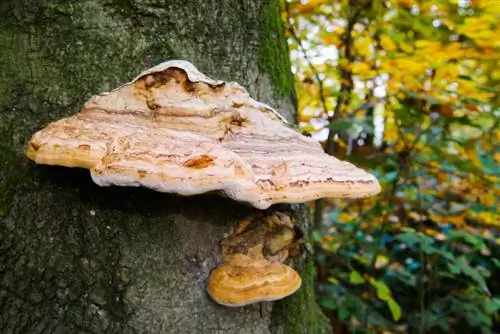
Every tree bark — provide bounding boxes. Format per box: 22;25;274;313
0;1;329;333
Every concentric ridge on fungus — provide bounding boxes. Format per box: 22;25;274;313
26;60;381;209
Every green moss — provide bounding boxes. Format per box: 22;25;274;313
271;257;331;334
258;0;294;98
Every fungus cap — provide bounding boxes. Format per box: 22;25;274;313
206;254;301;307
26;60;381;209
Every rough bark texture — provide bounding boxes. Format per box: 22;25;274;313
0;1;330;333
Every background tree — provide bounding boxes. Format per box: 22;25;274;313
0;1;330;333
286;0;499;332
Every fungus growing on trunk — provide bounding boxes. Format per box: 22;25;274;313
207;253;302;307
207;211;303;307
26;61;382;307
26;60;380;209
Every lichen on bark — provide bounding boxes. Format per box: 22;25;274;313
0;0;330;333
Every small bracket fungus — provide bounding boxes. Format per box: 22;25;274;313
207;211;303;307
207;254;301;307
26;60;381;209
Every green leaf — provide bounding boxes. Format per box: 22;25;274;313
349;270;364;284
478;154;500;175
387;298;402;321
477;84;500;93
329;119;354;132
456;256;487;288
338;308;350;321
371;280;392;301
311;230;322;243
319;299;338;310
383;8;398;21
438;249;455;261
485;298;500;313
458;75;473;81
395;232;419;248
450;230;485;249
422;244;439;255
447;263;461;275
405;91;440;105
392;267;417;287
470;204;497;213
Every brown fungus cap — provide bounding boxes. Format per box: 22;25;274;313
26;60;381;209
207;254;301;307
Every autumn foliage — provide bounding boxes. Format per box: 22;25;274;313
284;0;499;332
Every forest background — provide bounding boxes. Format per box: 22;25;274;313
285;0;499;332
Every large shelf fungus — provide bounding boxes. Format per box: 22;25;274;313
26;61;382;308
26;60;381;209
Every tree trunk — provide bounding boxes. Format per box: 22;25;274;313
0;1;330;333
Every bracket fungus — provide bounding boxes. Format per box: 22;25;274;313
207;253;301;307
26;60;381;209
207;211;303;307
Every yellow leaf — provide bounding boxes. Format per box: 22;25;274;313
354;37;374;57
477;212;499;226
400;42;414;53
322;34;341;46
328;276;340;285
335;27;345;35
380;35;397;51
414;40;442;51
375;255;389;269
430;214;465;226
351;62;372;76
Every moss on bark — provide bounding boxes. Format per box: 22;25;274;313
0;0;330;333
271;258;331;334
258;1;295;101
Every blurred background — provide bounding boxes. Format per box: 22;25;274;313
283;0;499;332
